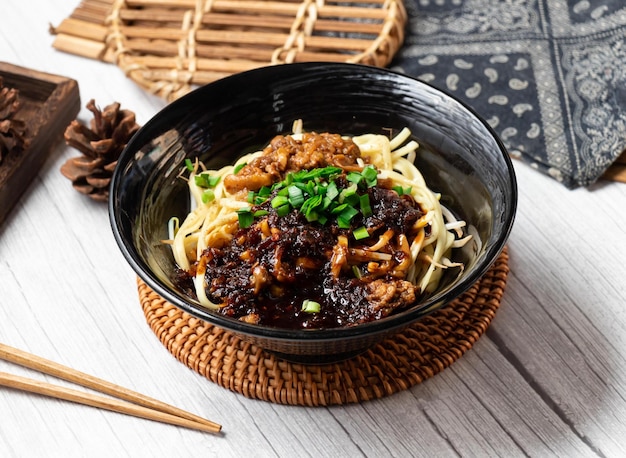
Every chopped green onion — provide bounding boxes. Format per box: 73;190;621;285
207;175;221;187
271;195;289;209
352;265;362;279
300;196;323;222
339;185;359;206
237;208;254;228
337;217;351;229
233;162;247;174
258;186;272;197
301;299;321;313
322;196;334;211
346;171;363;186
284;172;295;186
305;181;316;196
392;185;413;196
253;210;270;217
248;190;268;205
353;226;370;240
302;195;323;222
301;194;322;211
362;165;378;187
201;188;215;204
292;181;309;192
325;181;339;201
295;166;341;182
194;173;221;188
271;181;285;193
337;206;359;229
322;166;343;178
339;206;359;222
330;203;350;215
275;204;290;217
304;211;319;222
185;158;194;172
287;185;305;208
339;183;356;198
359;194;372;217
194;174;207;188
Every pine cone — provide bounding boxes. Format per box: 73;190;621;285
61;99;140;202
0;77;28;164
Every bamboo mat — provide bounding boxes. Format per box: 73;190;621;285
137;248;509;406
51;0;407;101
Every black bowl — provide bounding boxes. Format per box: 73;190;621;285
109;62;517;363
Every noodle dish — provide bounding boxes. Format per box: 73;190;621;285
166;121;472;329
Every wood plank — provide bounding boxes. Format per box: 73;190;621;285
490;165;626;456
3;0;626;455
602;162;626;183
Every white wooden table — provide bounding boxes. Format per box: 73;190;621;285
2;2;626;456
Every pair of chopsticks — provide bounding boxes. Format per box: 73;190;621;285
0;343;221;434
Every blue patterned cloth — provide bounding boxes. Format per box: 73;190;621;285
390;0;626;188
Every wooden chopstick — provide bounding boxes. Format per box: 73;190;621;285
0;343;221;434
0;372;220;434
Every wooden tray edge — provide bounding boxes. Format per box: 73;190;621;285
0;62;81;225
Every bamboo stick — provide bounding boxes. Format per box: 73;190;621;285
124;55;260;73
69;10;110;24
70;0;114;23
123;0;390;20
309;19;383;35
124;38;276;61
304;34;376;51
153;69;245;85
124;0;389;7
121;38;354;62
126;0;299;14
116;26;191;41
52;34;108;60
51;18;109;42
194;29;287;46
0;372;220;434
193;29;373;51
288;50;356;62
117;9;384;35
0;343;220;432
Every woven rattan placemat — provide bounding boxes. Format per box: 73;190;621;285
51;0;407;101
137;248;509;406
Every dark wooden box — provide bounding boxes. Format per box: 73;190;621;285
0;62;80;225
